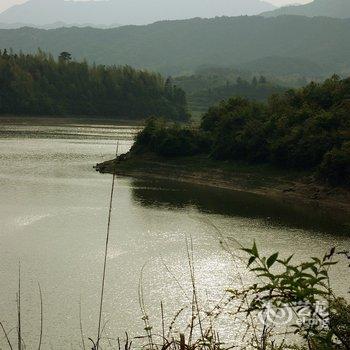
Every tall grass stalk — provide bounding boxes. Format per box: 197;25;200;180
79;300;86;350
95;138;121;350
0;321;13;350
186;237;204;346
96;172;117;350
17;263;21;350
37;283;43;350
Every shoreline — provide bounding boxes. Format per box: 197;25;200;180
95;154;350;217
0;115;146;126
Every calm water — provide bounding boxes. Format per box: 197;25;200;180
0;123;349;349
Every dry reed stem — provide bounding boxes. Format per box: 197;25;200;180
96;171;117;350
37;283;43;350
0;321;14;350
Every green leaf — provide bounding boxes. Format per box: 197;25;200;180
248;256;256;267
267;252;279;268
252;241;259;258
251;267;267;272
323;261;338;266
258;272;275;279
285;254;294;264
311;265;318;275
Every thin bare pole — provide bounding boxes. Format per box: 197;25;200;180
96;169;117;350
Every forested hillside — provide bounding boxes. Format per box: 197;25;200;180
133;76;350;186
262;0;350;19
175;73;287;113
0;16;350;76
0;51;189;120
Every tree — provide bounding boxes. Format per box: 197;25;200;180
236;77;244;86
165;76;174;97
0;50;189;121
318;142;350;186
259;75;267;84
251;76;258;86
59;51;72;62
132;75;350;187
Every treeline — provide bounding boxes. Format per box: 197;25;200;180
0;50;189;120
133;76;350;186
174;67;311;114
186;76;287;113
174;66;309;94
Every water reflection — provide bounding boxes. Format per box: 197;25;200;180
130;178;350;235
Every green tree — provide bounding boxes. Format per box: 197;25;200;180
259;75;267;84
59;51;72;62
132;76;350;187
0;50;189;121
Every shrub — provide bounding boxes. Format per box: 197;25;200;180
318;142;350;187
132;118;210;157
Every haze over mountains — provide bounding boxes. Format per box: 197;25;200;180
0;0;346;29
0;16;349;77
0;0;348;78
0;0;276;28
262;0;350;18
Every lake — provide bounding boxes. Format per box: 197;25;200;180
0;122;349;349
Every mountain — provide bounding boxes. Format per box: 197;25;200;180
0;0;276;27
261;0;350;19
237;56;327;76
0;16;349;76
0;21;120;29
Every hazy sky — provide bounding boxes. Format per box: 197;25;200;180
0;0;313;13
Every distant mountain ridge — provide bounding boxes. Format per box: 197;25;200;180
261;0;350;18
0;0;276;28
0;16;349;76
0;21;120;29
